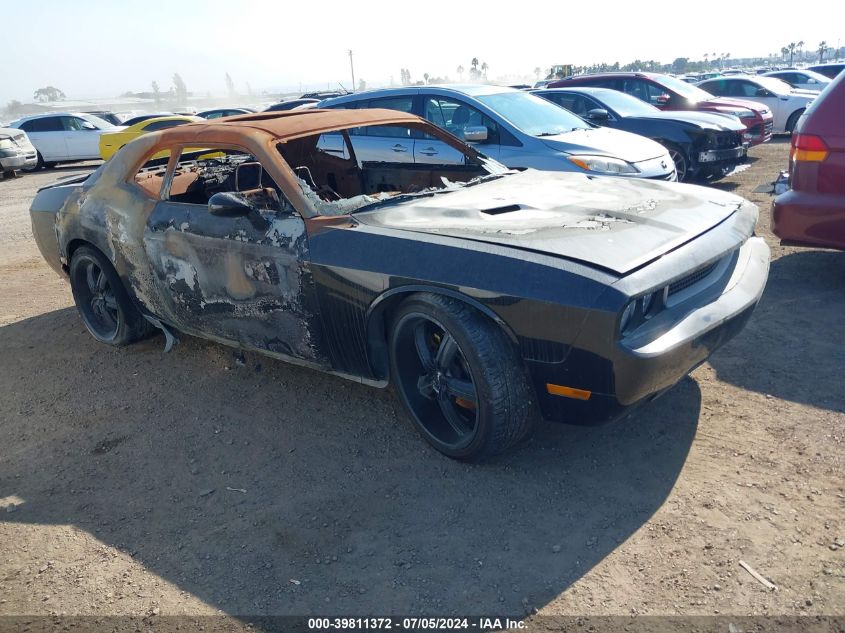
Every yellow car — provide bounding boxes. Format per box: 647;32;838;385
99;116;202;160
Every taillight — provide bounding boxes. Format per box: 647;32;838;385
791;133;829;162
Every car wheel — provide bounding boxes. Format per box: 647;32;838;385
69;246;153;346
786;109;804;133
22;151;43;172
389;293;537;460
664;143;689;182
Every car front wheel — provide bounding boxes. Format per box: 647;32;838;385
69;246;152;346
389;293;537;460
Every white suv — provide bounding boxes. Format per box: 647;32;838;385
9;112;124;170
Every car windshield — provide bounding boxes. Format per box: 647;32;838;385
654;74;715;102
754;76;797;94
476;91;590;136
589;90;659;116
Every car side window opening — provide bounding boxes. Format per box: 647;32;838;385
130;150;173;199
21;117;63;133
423;97;499;144
62;116;89;131
359;96;415;138
277;124;506;216
164;148;292;214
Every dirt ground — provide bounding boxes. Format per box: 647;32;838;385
0;141;842;625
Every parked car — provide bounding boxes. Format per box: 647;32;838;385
533;87;747;182
763;69;830;92
319;86;677;180
98;115;202;160
0;127;38;176
9;112;123;170
28;109;769;460
197;107;255;119
806;62;845;79
301;91;347;100
121;112;176;126
264;98;320;112
696;76;815;133
772;71;845;251
550;72;774;146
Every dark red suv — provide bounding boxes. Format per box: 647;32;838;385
549;72;774;145
772;71;845;251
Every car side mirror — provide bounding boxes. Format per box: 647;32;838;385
586;108;610;122
755;88;771;97
463;126;488;142
81;122;97;130
208;192;253;218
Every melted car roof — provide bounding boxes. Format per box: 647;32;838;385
154;108;422;142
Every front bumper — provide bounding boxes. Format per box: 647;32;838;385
772;189;845;251
531;236;770;424
743;117;774;146
698;145;747;164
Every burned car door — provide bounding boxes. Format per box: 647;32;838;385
142;149;316;360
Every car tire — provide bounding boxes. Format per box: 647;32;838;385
663;143;690;182
69;246;153;346
389;293;537;460
22;151;43;172
786;109;804;134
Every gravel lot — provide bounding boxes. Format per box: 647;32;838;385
0;141;842;624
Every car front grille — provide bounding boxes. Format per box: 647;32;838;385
764;120;774;135
668;261;720;297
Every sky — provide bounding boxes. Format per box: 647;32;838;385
2;0;843;104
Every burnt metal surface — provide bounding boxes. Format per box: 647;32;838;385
29;110;769;425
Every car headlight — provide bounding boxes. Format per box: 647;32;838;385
568;155;639;175
736;111;756;120
0;139;13;150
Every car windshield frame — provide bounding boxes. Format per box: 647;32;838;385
475;91;591;136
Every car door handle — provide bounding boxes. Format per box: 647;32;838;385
392;144;408;152
418;147;438;156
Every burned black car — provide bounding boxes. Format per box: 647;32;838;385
30;109;769;460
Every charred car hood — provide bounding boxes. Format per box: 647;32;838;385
538;126;665;162
355;170;751;275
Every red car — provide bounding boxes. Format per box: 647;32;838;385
549;72;774;145
772;71;845;251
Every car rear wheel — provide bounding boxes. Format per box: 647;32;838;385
69;246;153;346
786;109;804;133
389;293;537;460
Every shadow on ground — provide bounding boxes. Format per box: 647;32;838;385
0;307;701;616
708;249;845;412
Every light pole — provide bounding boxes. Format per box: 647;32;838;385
348;50;356;93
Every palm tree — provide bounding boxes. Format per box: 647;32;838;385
481;61;489;79
818;41;828;63
781;46;789;62
456;65;464;81
423;72;430;85
797;40;805;61
704;53;709;65
787;42;797;65
471;57;479;70
534;67;541;81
